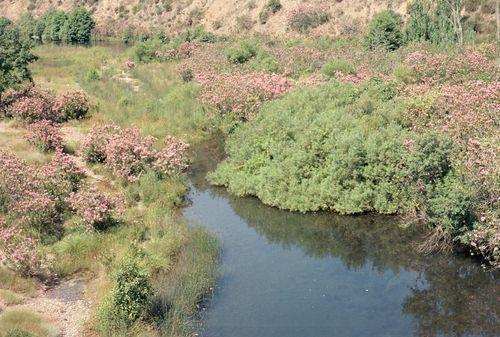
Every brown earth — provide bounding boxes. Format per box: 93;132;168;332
1;0;495;38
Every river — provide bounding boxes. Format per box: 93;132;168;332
183;137;499;337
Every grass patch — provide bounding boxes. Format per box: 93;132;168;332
0;290;24;305
0;268;38;297
0;309;59;337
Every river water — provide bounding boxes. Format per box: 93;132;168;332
183;138;499;337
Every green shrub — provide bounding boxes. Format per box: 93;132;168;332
288;7;330;34
364;10;403;50
393;64;414;83
128;38;164;63
259;0;282;24
249;52;280;73
61;8;95;44
209;81;409;214
122;27;134;44
403;0;432;42
226;40;258;64
424;173;475;237
322;59;356;77
259;8;271;24
85;68;100;82
41;10;67;42
98;252;154;331
268;0;282;13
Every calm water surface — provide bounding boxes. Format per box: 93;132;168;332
183;138;499;337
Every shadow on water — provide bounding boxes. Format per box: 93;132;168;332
184;134;500;337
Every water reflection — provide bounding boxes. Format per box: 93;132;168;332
186;136;499;337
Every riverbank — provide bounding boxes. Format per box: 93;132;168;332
0;43;219;337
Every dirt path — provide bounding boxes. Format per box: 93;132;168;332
6;278;92;337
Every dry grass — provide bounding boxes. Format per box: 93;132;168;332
0;309;59;337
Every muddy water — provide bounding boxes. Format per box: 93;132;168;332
183;138;499;337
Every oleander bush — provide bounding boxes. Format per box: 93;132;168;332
195;71;293;120
1;85;90;123
82;124;190;181
53;91;90;120
24;121;64;152
67;188;123;231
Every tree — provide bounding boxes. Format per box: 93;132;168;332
17;12;37;42
62;8;95;44
0;17;38;96
429;0;463;45
364;10;403;50
404;0;432;42
42;10;67;42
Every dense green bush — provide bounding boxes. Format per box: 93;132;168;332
249;52;280;73
16;12;36;41
403;0;432;42
25;8;94;44
62;8;95;43
259;0;282;24
322;59;356;77
0;17;38;94
98;252;154;331
42;10;67;42
209;81;410;213
364;10;403;50
128;38;164;63
226;40;258;63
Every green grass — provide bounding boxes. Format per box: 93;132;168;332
31;45;210;142
27;44;220;337
0;289;24;305
0;268;38;297
0;309;59;337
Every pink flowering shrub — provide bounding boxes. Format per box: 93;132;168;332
404;50;498;85
42;149;88;200
104;129;157;180
82;125;190;181
0;220;48;277
82;124;123;163
195;71;293;120
7;95;60;123
67;188;123;231
53;91;90;121
1;84;90;123
25;120;65;152
155;41;201;61
152;136;190;177
0;150;86;236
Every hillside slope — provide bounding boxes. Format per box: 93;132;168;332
0;0;496;37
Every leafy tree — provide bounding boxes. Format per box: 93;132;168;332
429;0;464;45
404;0;433;42
34;12;48;41
0;17;38;96
16;12;37;41
62;8;95;43
42;10;68;42
364;10;403;50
